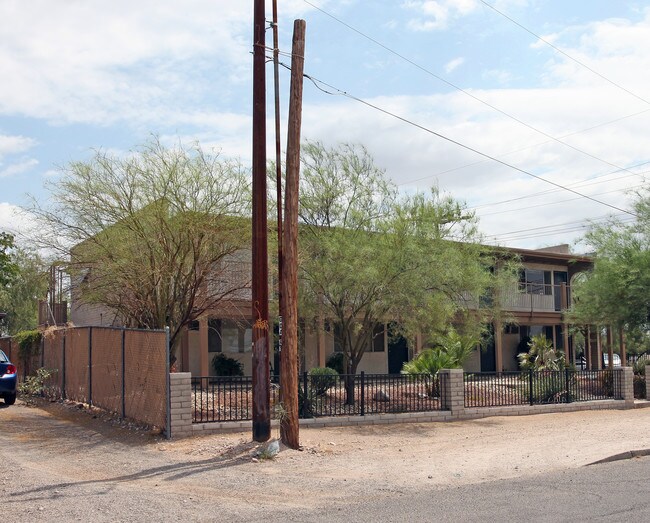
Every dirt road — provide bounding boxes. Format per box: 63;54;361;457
1;399;649;522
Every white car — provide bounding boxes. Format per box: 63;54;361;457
602;354;621;367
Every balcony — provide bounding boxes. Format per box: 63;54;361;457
459;283;570;313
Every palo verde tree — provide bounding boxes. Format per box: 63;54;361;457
571;188;650;352
29;139;251;361
297;142;513;403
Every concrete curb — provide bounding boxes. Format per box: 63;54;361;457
587;448;650;466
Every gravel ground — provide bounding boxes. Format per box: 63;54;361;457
1;399;649;522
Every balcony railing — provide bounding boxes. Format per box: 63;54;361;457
460;283;571;313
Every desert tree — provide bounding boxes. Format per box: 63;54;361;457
297;142;513;402
29;138;251;361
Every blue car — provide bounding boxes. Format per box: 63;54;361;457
0;350;17;405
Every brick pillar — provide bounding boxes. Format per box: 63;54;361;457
169;372;193;439
645;371;649;400
615;367;634;407
440;368;465;416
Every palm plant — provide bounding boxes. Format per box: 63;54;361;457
518;334;565;371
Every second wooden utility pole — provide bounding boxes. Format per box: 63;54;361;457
251;0;271;443
281;19;306;450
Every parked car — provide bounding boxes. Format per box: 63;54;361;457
602;353;622;368
0;350;17;405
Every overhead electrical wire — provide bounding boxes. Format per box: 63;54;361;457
281;63;636;218
477;0;650;107
302;0;647;183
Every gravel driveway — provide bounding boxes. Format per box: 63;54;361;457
2;399;649;522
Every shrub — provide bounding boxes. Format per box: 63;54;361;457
14;329;42;367
634;374;646;399
598;369;615;397
211;353;244;377
298;386;314;418
18;368;56;404
309;367;338;396
326;352;344;375
518;334;566;371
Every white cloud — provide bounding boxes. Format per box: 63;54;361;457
0;158;39;179
0;135;36;162
0;203;37;240
444;57;465;73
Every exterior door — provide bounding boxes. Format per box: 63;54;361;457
388;335;409;374
554;271;568;311
481;325;496;372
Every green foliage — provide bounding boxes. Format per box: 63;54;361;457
572;189;650;330
634;374;646;399
309;367;339;396
0;247;48;335
518;334;566;371
326;352;345;375
18;368;56;401
402;329;478;377
295;142;514;383
633;358;649;376
298;385;314;418
0;232;18;287
211;353;244;377
13;329;42;364
29;138;251;361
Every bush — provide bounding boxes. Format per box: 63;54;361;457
298;386;314;418
14;329;42;366
18;368;56;404
634;375;646;399
598;369;615;397
309;367;338;396
326;352;344;375
211;354;244;377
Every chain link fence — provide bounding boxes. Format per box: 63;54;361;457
40;326;169;434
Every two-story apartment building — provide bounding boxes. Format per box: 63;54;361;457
70;243;594;376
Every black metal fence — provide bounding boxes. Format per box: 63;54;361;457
464;369;623;408
191;372;448;423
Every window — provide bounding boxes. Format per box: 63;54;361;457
369;323;385;352
504;324;519;335
208;319;252;353
519;269;551;295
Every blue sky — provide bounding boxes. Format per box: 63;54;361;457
2;0;650;250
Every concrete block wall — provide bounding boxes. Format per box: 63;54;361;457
617;366;634;406
169;372;193;439
169;368;638;439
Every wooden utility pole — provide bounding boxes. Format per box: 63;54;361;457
281;19;306;450
272;0;284;364
251;0;270;443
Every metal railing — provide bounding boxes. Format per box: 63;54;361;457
464;369;622;408
191;372;449;423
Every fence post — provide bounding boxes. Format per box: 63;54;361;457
121;328;126;419
565;368;571;403
88;326;93;406
360;372;365;417
62;332;66;400
528;369;534;405
166;326;171;440
439;369;464;415
302;371;309;418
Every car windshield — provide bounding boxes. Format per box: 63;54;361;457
0;350;7;363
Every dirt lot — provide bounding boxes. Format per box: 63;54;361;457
1;399;650;521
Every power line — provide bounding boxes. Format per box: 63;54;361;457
477;0;650;106
302;0;647;183
291;65;636;218
469;162;650;210
398;108;650;187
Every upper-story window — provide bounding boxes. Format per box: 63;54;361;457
519;269;551;295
